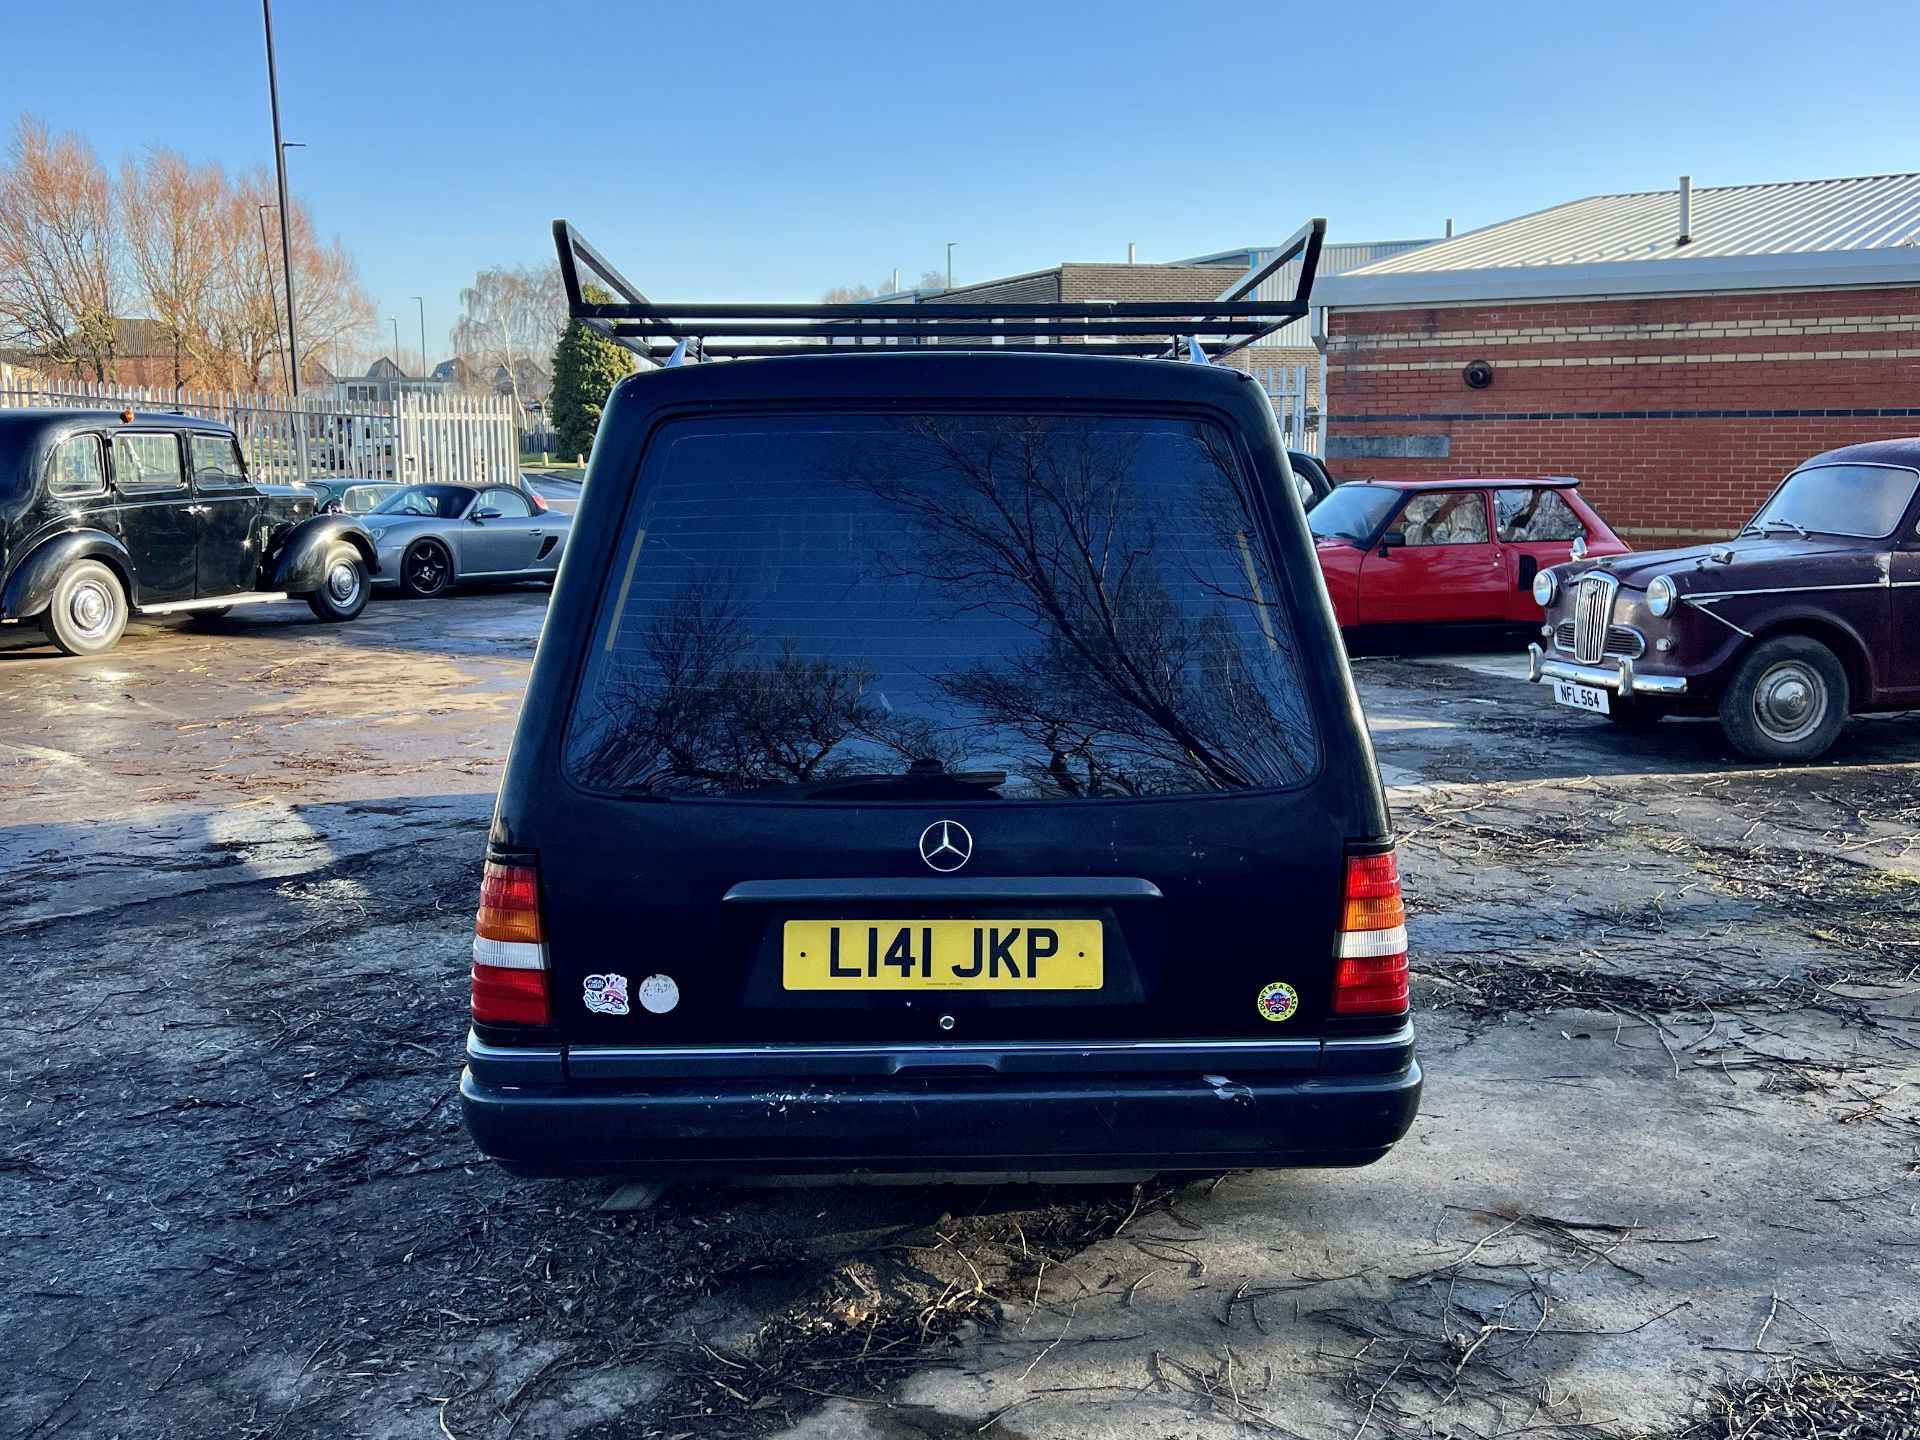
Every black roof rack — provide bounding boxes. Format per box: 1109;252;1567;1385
553;218;1327;364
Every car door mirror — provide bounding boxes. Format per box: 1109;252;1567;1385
1377;529;1405;558
472;507;502;522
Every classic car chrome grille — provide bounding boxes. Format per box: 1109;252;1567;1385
1571;574;1620;665
1554;621;1644;659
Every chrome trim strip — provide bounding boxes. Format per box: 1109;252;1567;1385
466;1032;566;1085
1321;1024;1418;1074
1683;582;1886;601
1533;651;1688;696
1681;598;1754;638
724;877;1164;903
138;590;290;615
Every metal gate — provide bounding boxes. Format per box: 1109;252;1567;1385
0;363;516;487
1247;362;1313;452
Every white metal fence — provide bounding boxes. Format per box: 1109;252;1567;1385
1248;363;1314;453
0;363;517;487
393;391;520;488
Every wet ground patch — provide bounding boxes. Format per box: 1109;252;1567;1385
8;604;1920;1439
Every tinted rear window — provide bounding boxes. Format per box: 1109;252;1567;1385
564;413;1320;800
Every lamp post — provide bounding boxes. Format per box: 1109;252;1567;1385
261;0;299;396
412;297;426;379
389;317;401;374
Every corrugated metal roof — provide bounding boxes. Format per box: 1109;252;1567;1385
1357;174;1920;271
1181;239;1440;273
1319;174;1920;308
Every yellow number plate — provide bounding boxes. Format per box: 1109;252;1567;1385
782;920;1103;991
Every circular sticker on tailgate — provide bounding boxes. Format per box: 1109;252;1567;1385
1256;982;1299;1023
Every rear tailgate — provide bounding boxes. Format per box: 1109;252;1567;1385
533;789;1351;1057
492;384;1396;1074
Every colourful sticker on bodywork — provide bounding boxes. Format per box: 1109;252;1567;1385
584;973;629;1016
1256;981;1299;1023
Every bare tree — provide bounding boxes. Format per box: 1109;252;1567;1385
822;269;948;301
202;167;373;389
451;264;564;409
0;116;122;379
118;148;226;390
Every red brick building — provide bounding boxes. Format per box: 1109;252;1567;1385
1315;175;1920;544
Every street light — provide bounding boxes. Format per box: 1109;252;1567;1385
412;297;426;379
389;316;401;375
261;0;300;397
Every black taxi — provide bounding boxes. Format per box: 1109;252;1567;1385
0;409;378;655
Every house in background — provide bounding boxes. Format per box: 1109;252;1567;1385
334;356;459;405
3;318;218;388
1314;173;1920;543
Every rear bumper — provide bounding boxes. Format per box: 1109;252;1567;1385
1527;643;1688;697
460;1038;1422;1179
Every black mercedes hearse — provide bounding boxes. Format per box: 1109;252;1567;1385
0;408;377;654
459;221;1419;1179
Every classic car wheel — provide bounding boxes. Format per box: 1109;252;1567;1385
1719;635;1848;761
306;544;370;622
40;560;129;656
400;539;452;599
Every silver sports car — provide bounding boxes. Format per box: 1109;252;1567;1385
361;483;572;598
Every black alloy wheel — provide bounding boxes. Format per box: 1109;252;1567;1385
400;539;452;599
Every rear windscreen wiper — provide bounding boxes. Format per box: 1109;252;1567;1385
762;767;1009;800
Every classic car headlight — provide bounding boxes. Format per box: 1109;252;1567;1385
1647;575;1677;617
1531;570;1558;606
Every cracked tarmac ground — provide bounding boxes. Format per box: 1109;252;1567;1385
3;596;1919;1439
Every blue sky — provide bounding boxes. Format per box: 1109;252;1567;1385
8;0;1919;365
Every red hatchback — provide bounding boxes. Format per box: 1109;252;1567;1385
1308;477;1628;633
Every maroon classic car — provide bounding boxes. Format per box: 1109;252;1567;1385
1529;438;1920;761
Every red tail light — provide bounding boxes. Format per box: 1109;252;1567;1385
1333;849;1409;1016
529;489;549;512
472;856;550;1026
